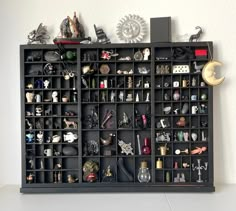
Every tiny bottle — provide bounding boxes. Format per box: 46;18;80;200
142;138;151;155
100;81;104;88
156;158;163;169
92;78;96;88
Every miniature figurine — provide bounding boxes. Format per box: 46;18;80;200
127;76;133;88
83;160;99;182
26;83;33;89
119;91;124;102
191;146;207;155
102;165;115;182
201;131;207;141
176;117;186;127
143;48;150;60
94;24;111;44
43;63;56;75
145;92;150;102
26;173;34;183
136;80;141;88
110;91;115;102
52;91;58;102
193;61;204;73
135;93;139;102
67;175;79;183
118;112;132;128
63;118;77;129
118;139;134;155
63;132;78;143
29;159;34;169
126;93;133;102
138;66;150;74
100;133;115;146
189;26;203;42
174;173;185;182
100;50;118;60
36;131;44;144
52;135;61;143
25;119;33;130
27;23;50;44
26;92;34;103
87;140;99;155
84;107;99;129
156;132;171;142
26;133;34;143
101;109;113;129
44;107;51;116
43;80;50;89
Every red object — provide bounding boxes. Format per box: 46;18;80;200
195;49;207;57
86;173;97;182
100;81;104;88
142;138;151;155
142;114;147;128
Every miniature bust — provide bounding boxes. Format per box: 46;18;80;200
52;91;58;102
143;48;150;60
43;80;50;89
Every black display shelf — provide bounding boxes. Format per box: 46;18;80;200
20;42;214;193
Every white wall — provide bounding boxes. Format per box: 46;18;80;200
0;0;235;185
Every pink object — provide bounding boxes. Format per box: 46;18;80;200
142;138;151;155
174;161;178;169
142;115;147;128
191;146;207;155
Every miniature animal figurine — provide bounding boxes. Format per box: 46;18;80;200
25;119;33;130
67;175;79;183
118;139;134;155
67;12;85;38
193;61;204;73
63;132;78;143
100;133;115;146
118;112;132;128
27;23;50;44
26;84;33;89
189;26;203;42
63;118;77;129
44;107;51;116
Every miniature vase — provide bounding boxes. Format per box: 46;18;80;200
142;138;151;155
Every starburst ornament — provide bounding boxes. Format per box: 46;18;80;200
116;14;147;43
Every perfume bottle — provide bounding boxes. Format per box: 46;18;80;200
137;161;151;183
142;138;151;155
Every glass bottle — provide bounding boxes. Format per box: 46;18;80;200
142;138;151;155
137;161;151;183
72;91;77;102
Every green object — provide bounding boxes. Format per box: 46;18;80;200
66;51;76;60
166;171;170;183
92;78;96;88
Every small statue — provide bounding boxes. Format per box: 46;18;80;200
118;139;134;155
27;23;50;44
63;118;77;129
43;80;50;89
36;131;44;144
67;175;79;183
118;112;132;128
52;91;58;102
94;24;111;44
189;26;203;42
102;165;116;182
26;173;34;183
142;48;150;60
83;160;99;182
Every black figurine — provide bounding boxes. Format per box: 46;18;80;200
94;24;111;44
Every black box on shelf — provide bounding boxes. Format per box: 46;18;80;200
150;17;171;43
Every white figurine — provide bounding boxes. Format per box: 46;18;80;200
143;48;150;60
44;80;50;89
52;91;58;102
145;92;150;102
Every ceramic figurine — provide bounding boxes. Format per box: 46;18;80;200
189;26;203;42
145;92;150;102
83;160;99;182
52;91;58;102
191;146;207;155
176;117;186;127
100;133;115;146
143;48;150;60
173;90;180;101
126;93;133;102
43;80;50;89
127;76;133;88
62;132;77;143
191;132;198;141
63;118;77;129
118;139;134;155
193;61;204;73
36;131;44;144
144;81;150;88
35;106;43;116
26;92;34;103
52;135;61;143
67;175;79;183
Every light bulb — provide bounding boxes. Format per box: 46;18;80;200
137;161;151;183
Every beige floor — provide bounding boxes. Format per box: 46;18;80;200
0;185;235;211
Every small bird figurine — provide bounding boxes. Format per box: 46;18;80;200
193;61;204;73
67;175;78;183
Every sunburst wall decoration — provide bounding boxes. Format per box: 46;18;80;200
116;14;147;43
